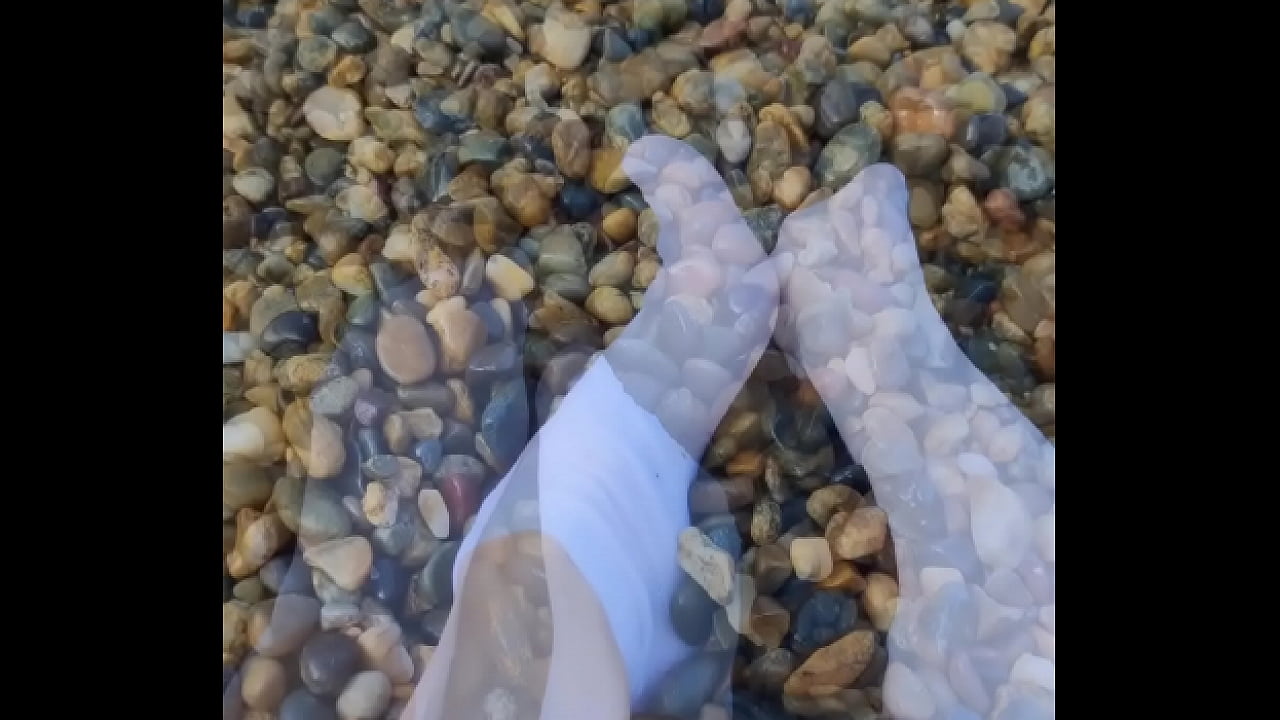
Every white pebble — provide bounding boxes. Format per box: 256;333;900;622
1039;605;1055;633
868;335;910;390
869;391;925;423
970;410;1001;445
973;585;1025;641
1010;653;1055;693
920;373;968;412
946;19;967;41
919;566;964;596
957;452;998;482
1039;443;1056;490
884;662;935;720
1034;512;1055;564
844;346;877;395
888;281;915;307
970;380;1007;408
988;424;1025;463
926;458;967;496
1033;625;1055;663
944;495;969;534
969;475;1033;569
890;243;920;277
924;413;970;456
873;307;917;339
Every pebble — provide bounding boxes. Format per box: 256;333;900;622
791;590;857;657
303;87;365;142
281;690;338;720
669;575;718;646
815;123;882;188
678;527;736;605
541;4;592;70
825;507;888;560
783;630;877;696
789;537;833;582
300;631;362;696
304;536;373;592
485;253;535;300
336;670;392;720
241;655;288;710
863;572;899;631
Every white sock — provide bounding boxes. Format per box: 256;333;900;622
453;356;699;704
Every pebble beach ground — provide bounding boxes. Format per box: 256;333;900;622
223;1;1055;718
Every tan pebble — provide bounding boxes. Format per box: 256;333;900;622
773;166;811;211
585;286;634;324
849;36;891;67
240;656;287;711
863;572;899;631
350;136;394;173
362;481;398;528
223;406;286;466
485;254;535;301
826;507;888;560
588;250;635;288
816;559;867;593
602;207;637;242
418;488;450;539
304;536;373;591
790;538;834;581
744;595;790;648
782;630;877;697
806;485;857;528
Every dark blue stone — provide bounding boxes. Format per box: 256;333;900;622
331;20;375;53
356;425;390;462
345;295;380;329
964;113;1008;154
471;303;506;344
480;378;529;468
957;272;999;304
651;653;731;718
353;387;397;427
466;341;521;392
783;0;813;23
299;631;361;697
366;554;409;611
439;419;474;455
417;541;461;608
235;5;270;28
416;0;447;38
1002;83;1028;109
626;27;656;50
252;206;289;238
261;310;320;357
307;5;346;36
831;463;871;493
779;496;808;531
696;514;742;560
690;0;726;24
597;27;633;61
559;183;604;221
669;576;717;646
411;438;444;474
337;327;378;373
791;590;858;656
414;92;473;135
775;575;814;617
